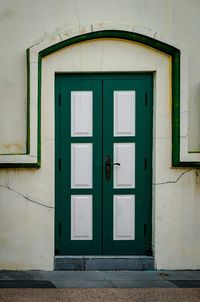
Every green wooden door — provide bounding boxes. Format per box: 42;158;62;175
55;73;153;255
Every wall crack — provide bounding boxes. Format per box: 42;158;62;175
0;184;54;209
58;33;62;41
153;168;193;185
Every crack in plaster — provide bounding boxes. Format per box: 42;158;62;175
153;168;193;185
58;33;62;41
57;27;76;36
0;184;54;209
30;38;46;49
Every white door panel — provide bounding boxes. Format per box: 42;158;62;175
114;143;135;189
71;143;93;188
114;91;135;137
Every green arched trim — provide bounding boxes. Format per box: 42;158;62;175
30;30;196;167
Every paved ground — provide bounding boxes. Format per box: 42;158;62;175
0;270;200;288
0;288;200;302
0;271;200;301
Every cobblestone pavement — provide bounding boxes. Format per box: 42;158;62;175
0;288;200;302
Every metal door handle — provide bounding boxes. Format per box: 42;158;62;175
105;154;120;181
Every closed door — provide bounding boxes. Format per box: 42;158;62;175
55;73;153;255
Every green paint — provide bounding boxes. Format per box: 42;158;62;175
55;73;153;255
40;31;179;57
37;54;42;167
55;75;103;254
26;48;30;155
102;76;152;254
172;52;181;167
1;29;199;167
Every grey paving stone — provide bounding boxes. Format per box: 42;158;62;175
54;256;154;271
111;280;178;288
52;279;177;288
0;280;55;288
171;280;200;288
159;271;200;280
44;271;106;281
85;258;141;270
101;271;163;281
0;271;33;281
140;258;155;270
86;257;154;270
1;270;200;289
54;258;86;270
52;280;114;288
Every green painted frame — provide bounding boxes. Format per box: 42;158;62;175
55;73;153;255
3;29;199;167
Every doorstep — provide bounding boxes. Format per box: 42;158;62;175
54;256;154;271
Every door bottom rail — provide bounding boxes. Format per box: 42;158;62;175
54;256;154;271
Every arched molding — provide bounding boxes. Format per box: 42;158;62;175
0;25;199;166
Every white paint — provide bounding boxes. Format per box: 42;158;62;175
71;195;92;240
114;143;135;188
113;195;135;240
71;143;92;188
114;91;135;137
71;91;93;137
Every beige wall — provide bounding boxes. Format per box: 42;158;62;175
0;0;200;270
0;0;200;153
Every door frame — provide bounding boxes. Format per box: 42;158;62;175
55;72;153;256
38;31;178;269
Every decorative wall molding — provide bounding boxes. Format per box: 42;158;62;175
0;23;199;166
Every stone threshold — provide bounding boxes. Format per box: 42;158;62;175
54;256;154;271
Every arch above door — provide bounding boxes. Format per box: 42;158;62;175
1;27;199;167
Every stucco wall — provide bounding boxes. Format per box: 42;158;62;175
0;0;200;153
0;0;200;270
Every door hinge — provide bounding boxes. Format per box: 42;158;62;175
145;92;148;106
59;94;61;107
58;222;62;236
59;158;61;171
144;158;147;170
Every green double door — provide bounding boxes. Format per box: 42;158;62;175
55;73;152;255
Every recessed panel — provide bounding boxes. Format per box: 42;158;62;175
114;91;135;137
113;195;135;240
114;143;135;188
71;143;92;188
71;195;93;240
71;91;93;137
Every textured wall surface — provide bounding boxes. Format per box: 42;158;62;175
0;0;200;270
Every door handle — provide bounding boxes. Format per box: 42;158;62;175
105;154;120;181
